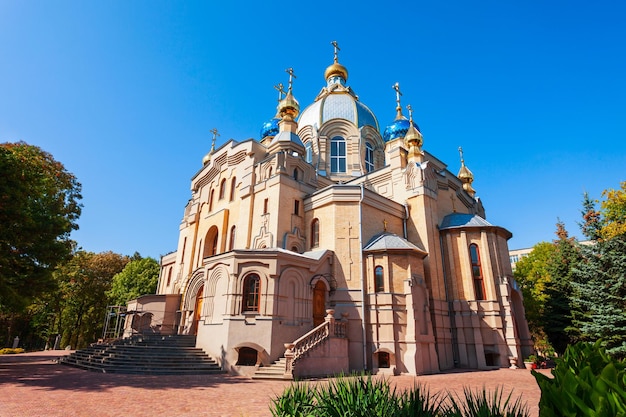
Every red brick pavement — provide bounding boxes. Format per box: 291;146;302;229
0;351;548;417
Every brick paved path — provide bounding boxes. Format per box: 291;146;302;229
1;351;546;417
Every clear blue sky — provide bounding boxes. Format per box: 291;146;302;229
1;1;624;259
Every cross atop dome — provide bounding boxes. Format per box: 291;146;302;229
393;83;405;120
324;40;348;83
285;68;296;93
331;40;340;63
209;128;219;155
274;83;285;101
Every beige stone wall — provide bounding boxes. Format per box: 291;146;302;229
151;104;530;376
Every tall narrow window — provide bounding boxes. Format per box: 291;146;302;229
209;189;215;211
219;179;226;200
211;233;219;256
374;265;384;292
293;168;298;181
263;198;269;214
229;226;236;251
311;219;320;248
330;136;346;173
166;267;173;286
365;142;375;172
242;274;261;312
230;177;237;201
294;200;300;216
305;142;312;164
469;244;485;300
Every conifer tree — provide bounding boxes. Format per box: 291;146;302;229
543;221;580;354
571;183;626;358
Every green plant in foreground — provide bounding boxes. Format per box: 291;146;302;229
445;387;529;417
533;341;626;416
270;374;527;417
270;382;316;417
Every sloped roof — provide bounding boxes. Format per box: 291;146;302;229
363;232;426;253
439;213;493;229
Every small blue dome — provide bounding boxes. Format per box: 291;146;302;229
383;118;420;142
260;117;280;139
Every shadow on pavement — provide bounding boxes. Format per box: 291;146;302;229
0;351;268;392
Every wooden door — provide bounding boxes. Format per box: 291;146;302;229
192;285;204;335
312;281;326;326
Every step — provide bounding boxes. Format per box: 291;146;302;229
58;335;225;375
251;357;291;380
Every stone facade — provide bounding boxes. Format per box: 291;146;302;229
131;48;532;378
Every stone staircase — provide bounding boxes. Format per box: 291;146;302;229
251;357;288;380
251;309;349;380
58;334;224;375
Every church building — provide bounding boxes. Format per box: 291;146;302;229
125;43;532;378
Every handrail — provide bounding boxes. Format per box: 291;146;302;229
283;309;347;378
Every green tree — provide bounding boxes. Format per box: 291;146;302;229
54;251;129;348
513;241;555;351
543;221;580;354
0;142;82;314
571;235;626;359
107;254;159;306
570;183;626;358
579;191;603;241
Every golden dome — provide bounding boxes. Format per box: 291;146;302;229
279;91;300;120
324;61;348;81
458;164;473;181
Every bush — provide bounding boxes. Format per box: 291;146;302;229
270;374;527;417
445;387;530;417
0;348;25;354
533;341;626;416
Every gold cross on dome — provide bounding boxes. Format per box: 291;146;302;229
393;82;402;108
406;104;413;121
209;128;220;153
285;68;296;92
331;40;340;62
458;146;465;164
273;82;285;101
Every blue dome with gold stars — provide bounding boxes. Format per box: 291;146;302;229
260;117;280;140
383;118;420;142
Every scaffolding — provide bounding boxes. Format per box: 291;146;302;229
102;305;127;341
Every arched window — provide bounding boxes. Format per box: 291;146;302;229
209;189;215;211
311;219;320;248
219;179;227;200
204;226;219;258
305;142;312;164
242;274;261;312
469;244;485;300
230;177;237;201
330;136;346;173
229;225;236;251
365;142;375;173
374;265;384;292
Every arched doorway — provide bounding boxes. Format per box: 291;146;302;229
191;284;204;335
313;281;326;326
